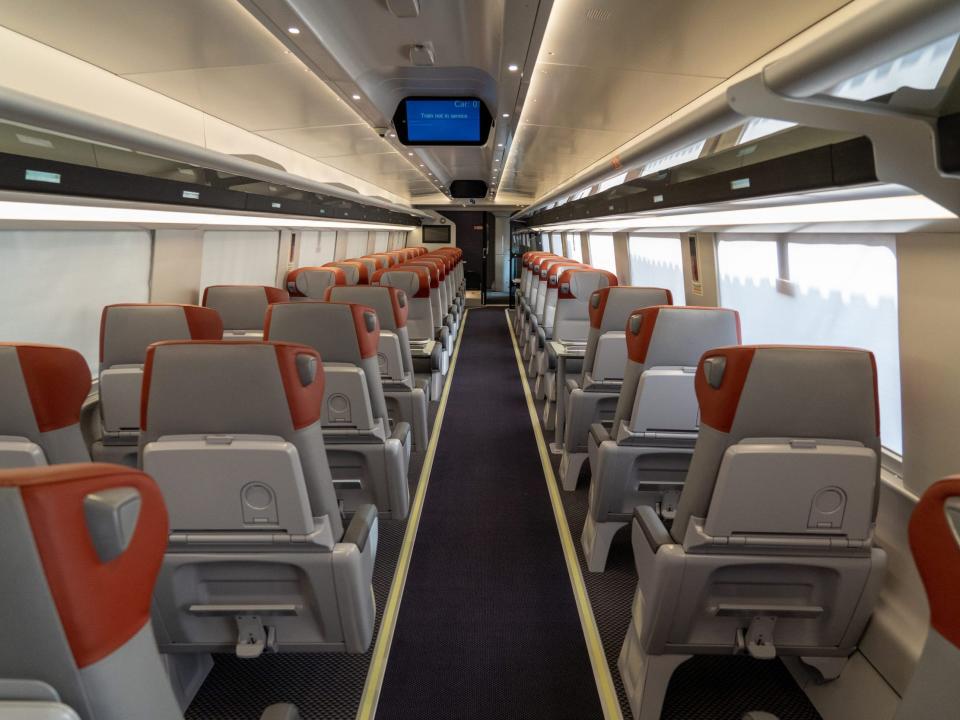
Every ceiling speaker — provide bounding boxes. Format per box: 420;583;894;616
449;180;488;198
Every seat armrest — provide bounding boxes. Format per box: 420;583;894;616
259;704;300;720
589;422;610;445
343;504;377;551
390;421;411;443
634;505;672;553
565;377;580;393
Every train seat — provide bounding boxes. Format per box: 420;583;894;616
417;256;459;326
559;287;674;489
519;253;557;335
265;301;411;519
618;345;886;720
537;268;618;426
93;304;222;467
894;476;960;719
405;260;456;346
325;261;369;286
326;285;430;451
0;463;301;720
0;344;91;468
514;252;551;332
523;257;569;357
373;266;449;399
426;252;463;317
284;266;346;299
527;260;584;382
201;285;289;339
582;306;740;569
140;340;378;657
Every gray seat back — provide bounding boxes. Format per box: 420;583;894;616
201;285;289;333
264;301;389;424
0;344;91;466
285;267;345;299
326;286;414;375
611;306;741;433
0;464;181;720
140;340;343;539
99;305;222;434
552;268;617;343
673;345;882;544
374;268;434;340
581;287;673;382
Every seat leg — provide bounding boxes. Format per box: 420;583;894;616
581;514;626;571
542;397;555;430
161;652;213;713
559;451;588;490
430;371;444;400
619;611;690;720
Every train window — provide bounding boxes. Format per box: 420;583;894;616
551;232;563;255
628;235;686;304
737;118;797;145
718;235;901;454
597;171;628;194
199;231;280;291
641;139;706;176
588;233;617;274
372;231;390;252
0;230;151;373
565;233;583;263
828;32;958;101
296;230;337;267
342;230;369;258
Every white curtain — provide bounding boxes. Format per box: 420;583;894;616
200;231;279;292
0;230;151;373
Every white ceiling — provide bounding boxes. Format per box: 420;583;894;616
0;0;856;208
496;0;852;203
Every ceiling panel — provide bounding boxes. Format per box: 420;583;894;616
258;124;391;158
126;62;362;132
0;0;291;74
541;0;850;77
500;123;633;197
523;64;717;133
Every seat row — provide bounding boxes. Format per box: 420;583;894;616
0;244;464;718
514;250;890;719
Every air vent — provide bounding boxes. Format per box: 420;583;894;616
387;0;420;18
409;43;436;66
585;7;613;21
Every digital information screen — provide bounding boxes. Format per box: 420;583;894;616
406;99;481;142
393;97;492;146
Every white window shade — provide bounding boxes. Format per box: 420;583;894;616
0;230;151;374
372;231;389;252
628;235;686;304
551;233;564;255
718;235;902;453
588;233;617;273
566;234;583;263
200;231;279;293
343;230;369;258
296;230;336;267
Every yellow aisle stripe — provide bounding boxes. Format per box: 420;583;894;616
504;309;624;720
356;309;470;720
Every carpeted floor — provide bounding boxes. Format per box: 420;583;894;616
375;307;604;719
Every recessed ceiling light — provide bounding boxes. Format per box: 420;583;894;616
407;152;414;156
288;26;300;34
351;94;361;100
507;64;519;72
387;131;396;138
498;143;504;147
419;164;424;167
502;113;510;118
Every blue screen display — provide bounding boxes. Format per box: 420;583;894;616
405;99;482;142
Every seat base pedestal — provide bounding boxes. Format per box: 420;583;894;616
619;608;690;720
581;514;626;572
559;451;588;490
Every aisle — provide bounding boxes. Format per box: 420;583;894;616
375;307;604;719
